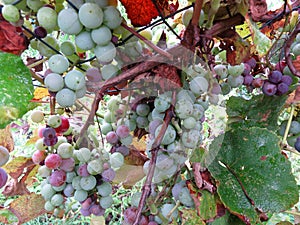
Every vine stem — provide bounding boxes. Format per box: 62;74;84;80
285;210;300;216
282;104;295;145
191;0;203;26
284;21;300;77
133;91;176;225
121;22;173;60
27;57;48;69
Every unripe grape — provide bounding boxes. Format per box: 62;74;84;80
58;8;83;35
44;73;64;92
80;175;97;191
94;42;116;63
30;110;44;123
45;154;62;169
32;150;46;164
0;146;10;167
37;7;58;31
38;165;51;177
74;189;88;202
47;115;62;128
75;31;95;51
64;70;86;91
76;147;91;162
103;6;122;29
2;5;20;23
56;88;76;107
214;64;228;79
60;41;76;56
99;195;113;209
26;0;44;12
87;159;104;175
51;193;64;206
110;152;124;169
78;3;103;29
91;25;112;46
101;64;119;80
48;54;69;74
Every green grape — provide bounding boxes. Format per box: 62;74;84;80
101;122;113;135
41;183;56;200
52;183;66;192
78;3;103;29
151;108;165;121
30;110;44;123
175;99;193;119
192;104;205;119
110;152;124;169
91;25;112;46
48;54;69;74
99;195;113;209
104;111;116;123
80;175;97;191
154;97;170;112
64;70;86;91
227;75;244;88
66;171;76;183
131;192;142;208
124;41;143;58
101;64;119;80
60;41;76;56
56;88;76;107
75;31;95;51
37;36;59;57
189;76;209;96
74;189;88;202
120;134;133;146
178;187;194;207
26;0;43;12
161;203;178;222
58;8;83;35
214;64;228;79
227;63;244;77
47;114;61;128
176;89;196;103
289;121;300;134
292;43;300;56
136;104;150;116
155;124;176;146
103;6;122;29
50;193;64;206
75;147;91;163
72;176;82;190
44;201;55;211
136;116;149;129
221;82;232;95
181;129;201;149
37;7;58;31
94;42;116;63
87;159;104;175
183;117;197;129
156;153;174;170
44;73;64;92
2;5;20;23
38;165;51;177
97;182;112;197
57;143;74;159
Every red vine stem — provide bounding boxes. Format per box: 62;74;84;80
121;22;173;60
191;0;203;26
133;91;177;225
284;21;300;77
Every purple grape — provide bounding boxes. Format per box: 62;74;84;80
252;77;264;88
63;183;75;197
42;127;57;139
49;170;66;187
89;203;105;216
81;197;93;210
246;57;257;69
60;158;75;172
34;26;47;38
43;136;58;146
295;139;300;152
172;182;184;200
243;63;251;76
116;145;130;156
210;82;221;94
281;75;292;86
0;168;8;188
77;163;90;177
268;70;282;84
80;208;91;216
262;81;277;96
106;131;119;144
86;67;102;82
276;82;289;95
101;168;116;182
116;125;130;138
243;75;254;86
149;119;162;135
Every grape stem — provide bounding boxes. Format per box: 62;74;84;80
121;22;173;60
282;104;295;146
284;21;300;77
191;0;204;26
133;91;176;225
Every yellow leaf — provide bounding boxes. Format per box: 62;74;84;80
0;125;14;152
33;87;49;100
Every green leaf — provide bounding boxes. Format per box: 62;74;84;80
190;147;206;163
181;208;206;225
208;128;298;224
0;52;34;128
226;94;287;130
208;211;245;225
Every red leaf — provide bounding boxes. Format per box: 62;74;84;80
0;19;28;55
119;0;168;27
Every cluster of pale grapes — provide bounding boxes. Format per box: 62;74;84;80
30;110;122;217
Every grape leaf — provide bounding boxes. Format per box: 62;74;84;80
119;0;168;26
0;209;18;224
0;125;14;151
226;94;287;130
0;52;34;128
2;157;34;179
207;128;298;224
181;208;206;225
8;193;46;224
209;211;246;225
113;164;145;187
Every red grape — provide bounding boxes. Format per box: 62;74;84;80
116;125;130;138
49;170;66;187
268;70;282;84
101;168;115;182
0;168;8;188
252;78;264;88
77;163;90;177
32;150;46;164
86;67;102;82
262;81;277;96
55;116;70;134
106;131;119;144
89;203;105;216
81;197;92;210
45;153;62;169
60;158;75;172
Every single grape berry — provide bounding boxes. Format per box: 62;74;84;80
34;26;47;38
268;70;282;84
276;82;289;95
242;63;251;76
49;170;66;187
252;77;264;88
246;57;257;69
243;75;254;86
116;124;130;139
42;127;57;139
45;153;62;169
294;139;300;152
55;116;70;133
262;81;277;96
281;75;293;86
106;131;119;144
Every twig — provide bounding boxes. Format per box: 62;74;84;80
121;22;173;60
27;57;48;69
133;91;176;225
30;70;44;83
191;0;203;26
284;21;300;77
282;104;295;145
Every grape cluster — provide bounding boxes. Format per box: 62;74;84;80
279;118;300;152
0;146;10;189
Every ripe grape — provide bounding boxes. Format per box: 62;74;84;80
80;208;91;216
43;136;58;146
30;110;44;123
116;124;130;138
243;63;251;76
101;64;119;80
50;193;64;207
48;54;69;74
86;67;102;82
60;158;75;172
75;31;95;51
32;150;46;164
276;82;289;95
80;175;97;191
103;6;122;29
97;182;112;197
41;183;56;200
89;203;105;216
55;116;70;133
246;57;257;69
57;143;73;159
262;81;277;96
116;145;130;156
282;75;293;86
123;207;138;224
0;168;8;188
94;42;116;63
47;115;62;128
37;7;57;31
268;70;282;84
243;75;254;86
49;170;66;187
161;203;178;222
0;146;10;167
81;197;92;210
99;195;113;209
91;25;112;46
74;189;88;202
34;26;47;39
56;88;77;107
252;77;264;88
101;168;115;182
64;70;86;91
44;73;64;92
106;131;119;144
45;154;62;169
181;129;201;149
87;159;104;175
110;152;124;169
58;8;83;35
77;163;90;177
2;5;20;23
78;3;103;29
